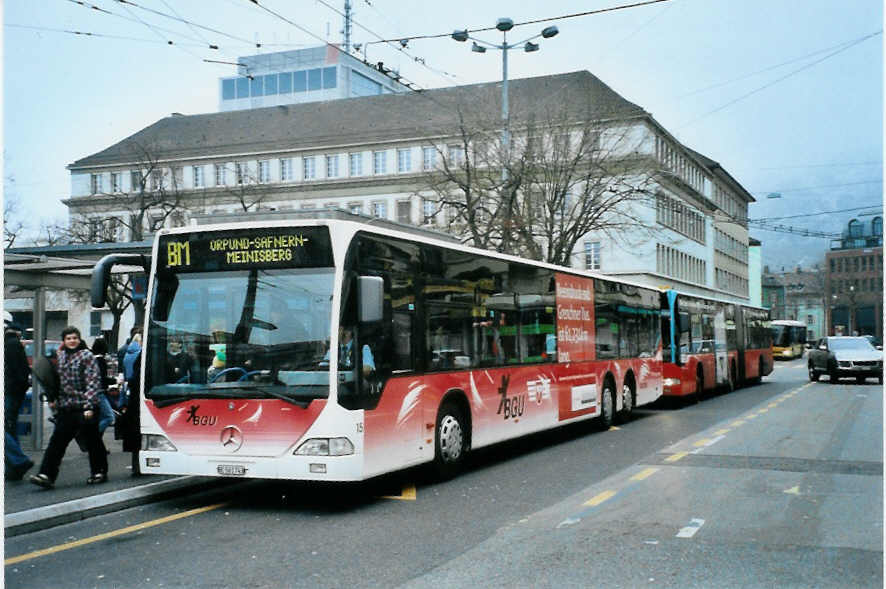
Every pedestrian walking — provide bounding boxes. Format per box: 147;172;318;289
120;347;143;476
29;326;108;489
4;312;31;441
5;431;34;480
91;337;116;440
4;312;34;480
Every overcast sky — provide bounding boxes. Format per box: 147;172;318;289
3;0;882;269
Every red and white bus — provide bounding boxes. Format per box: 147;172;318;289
93;214;668;481
660;290;772;401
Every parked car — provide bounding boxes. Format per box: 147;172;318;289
808;336;883;384
21;339;62;367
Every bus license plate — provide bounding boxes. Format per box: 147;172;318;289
217;464;247;476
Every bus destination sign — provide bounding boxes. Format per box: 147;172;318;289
159;227;333;272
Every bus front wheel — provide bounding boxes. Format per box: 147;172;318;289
433;401;468;479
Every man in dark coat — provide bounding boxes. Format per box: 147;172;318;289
4;313;34;480
4;314;30;439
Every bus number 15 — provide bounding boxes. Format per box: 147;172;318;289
167;241;191;267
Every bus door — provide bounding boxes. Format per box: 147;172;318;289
713;307;729;387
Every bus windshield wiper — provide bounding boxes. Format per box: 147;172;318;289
247;385;315;408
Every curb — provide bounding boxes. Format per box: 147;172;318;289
4;476;222;537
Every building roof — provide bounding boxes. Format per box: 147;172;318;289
69;71;647;169
682;146;755;203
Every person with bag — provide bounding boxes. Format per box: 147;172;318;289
30;326;109;489
4;313;34;480
90;338;116;439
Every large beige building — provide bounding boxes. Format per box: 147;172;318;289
65;70;756;302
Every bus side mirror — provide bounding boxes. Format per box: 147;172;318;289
91;254;151;308
358;276;384;323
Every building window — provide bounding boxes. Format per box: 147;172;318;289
372;201;387;219
397;149;412;173
90;311;102;337
584;241;601;270
235;162;246;185
110;173;121;193
448;145;465;166
326;154;340;178
215;164;226;186
130;170;142;192
373;151;387;175
280;158;293;182
172;167;183;189
193;166;204;188
422;198;436;224
301;203;316;210
349;202;362;215
396;200;411;224
423;147;436;171
258;160;270;183
873;216;883;236
90;173;103;194
303;156;316;180
849;219;862;237
150;170;163;191
170;211;187;228
349;153;363;176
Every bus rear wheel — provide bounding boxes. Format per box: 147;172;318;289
617;380;634;424
597;381;615;430
433;401;468;480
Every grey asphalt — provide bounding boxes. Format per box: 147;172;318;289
4;436;218;537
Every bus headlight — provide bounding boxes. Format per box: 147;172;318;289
663;378;681;387
141;434;177;452
294;437;355;456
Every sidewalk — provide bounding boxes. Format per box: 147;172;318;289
4;436;217;537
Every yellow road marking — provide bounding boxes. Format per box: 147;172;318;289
665;451;688;463
583;490;616;507
692;438;711;447
714;428;730;436
768;403;777;408
757;409;769;414
730;420;745;427
745;414;757;420
381;484;417;501
630;467;659;481
5;502;228;565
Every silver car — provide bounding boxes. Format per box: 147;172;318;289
808;336;884;384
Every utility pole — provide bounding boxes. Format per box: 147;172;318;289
342;1;353;52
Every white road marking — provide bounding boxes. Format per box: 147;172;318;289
676;518;706;538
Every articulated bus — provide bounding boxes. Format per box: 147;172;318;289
770;319;807;360
92;214;666;482
660;290;772;401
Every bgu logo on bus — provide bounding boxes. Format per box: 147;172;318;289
555;274;594;363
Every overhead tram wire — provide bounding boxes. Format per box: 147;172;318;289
112;0;262;47
365;0;670;45
4;23;218;47
677;32;877;99
245;0;428;92
312;0;457;83
679;29;882;128
63;0;223;48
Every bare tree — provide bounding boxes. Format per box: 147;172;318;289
3;188;26;248
419;105;661;266
221;161;273;212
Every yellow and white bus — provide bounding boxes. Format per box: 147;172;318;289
771;319;807;360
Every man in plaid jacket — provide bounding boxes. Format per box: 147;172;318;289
30;326;109;488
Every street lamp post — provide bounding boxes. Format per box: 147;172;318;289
452;19;559;179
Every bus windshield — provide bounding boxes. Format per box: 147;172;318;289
146;267;335;405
